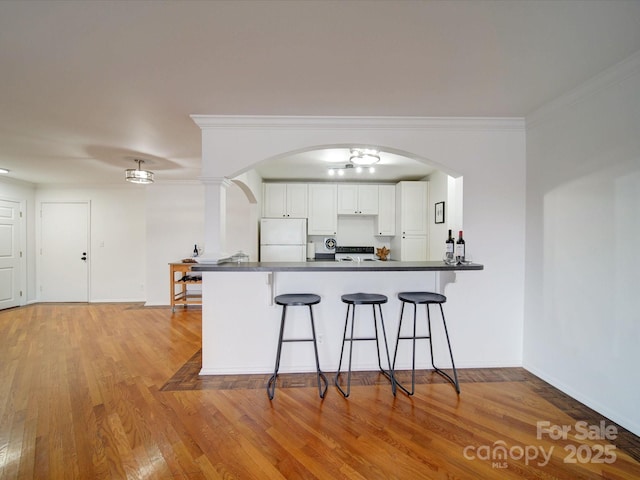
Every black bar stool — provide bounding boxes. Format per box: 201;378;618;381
392;291;460;395
267;293;328;400
335;293;396;397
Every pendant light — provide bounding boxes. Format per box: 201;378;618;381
125;159;154;184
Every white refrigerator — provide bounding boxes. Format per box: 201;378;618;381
260;218;307;261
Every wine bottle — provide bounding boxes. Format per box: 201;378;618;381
193;244;199;257
445;229;455;263
455;230;465;264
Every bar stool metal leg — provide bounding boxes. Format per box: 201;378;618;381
429;303;460;393
392;301;420;395
335;303;356;398
392;292;460;395
372;304;396;393
308;304;329;399
267;304;288;400
335;294;396;398
267;293;328;400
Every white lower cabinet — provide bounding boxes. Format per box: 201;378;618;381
397;235;428;261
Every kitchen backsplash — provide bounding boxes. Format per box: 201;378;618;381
308;215;393;257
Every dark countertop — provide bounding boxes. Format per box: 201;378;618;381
191;260;484;272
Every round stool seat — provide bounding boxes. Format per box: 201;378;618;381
275;293;321;306
342;293;388;305
398;291;446;304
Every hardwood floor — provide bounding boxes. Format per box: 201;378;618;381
1;303;638;479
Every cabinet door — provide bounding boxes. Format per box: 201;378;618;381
399;181;428;235
358;184;379;215
337;184;359;214
376;185;395;236
286;184;308;218
401;235;428;261
337;184;378;215
263;183;287;217
308;184;337;235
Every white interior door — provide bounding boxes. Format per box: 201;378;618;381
0;199;22;310
40;202;89;302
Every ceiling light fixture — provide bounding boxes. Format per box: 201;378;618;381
0;168;9;174
350;148;380;166
327;162;377;176
125;159;154;184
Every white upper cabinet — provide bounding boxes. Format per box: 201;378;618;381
396;181;428;235
307;183;337;235
263;183;286;217
376;184;395;236
263;183;308;218
286;184;308;218
337;184;358;214
337;184;379;215
391;181;429;260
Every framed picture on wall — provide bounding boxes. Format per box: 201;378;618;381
435;201;445;224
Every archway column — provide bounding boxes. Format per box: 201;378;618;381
200;177;232;257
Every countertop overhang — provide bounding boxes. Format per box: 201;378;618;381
191;260;484;272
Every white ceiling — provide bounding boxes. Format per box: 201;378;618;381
1;1;640;185
254;148;437;183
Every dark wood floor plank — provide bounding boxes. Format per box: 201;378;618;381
0;303;638;479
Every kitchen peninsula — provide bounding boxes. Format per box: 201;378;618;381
192;260;483;376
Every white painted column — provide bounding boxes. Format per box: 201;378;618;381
200;177;231;256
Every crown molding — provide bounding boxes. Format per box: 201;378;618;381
198;176;234;187
527;49;640;127
191;115;525;132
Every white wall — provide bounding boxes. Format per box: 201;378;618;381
226;182;259;262
36;185;147;302
524;52;640;436
194;116;527;368
228;169;262;262
28;183;204;306
145;183;204;305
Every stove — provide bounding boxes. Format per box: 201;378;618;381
335;246;378;262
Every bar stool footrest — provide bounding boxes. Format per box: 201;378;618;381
267;371;329;400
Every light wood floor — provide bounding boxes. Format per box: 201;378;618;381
1;303;638;479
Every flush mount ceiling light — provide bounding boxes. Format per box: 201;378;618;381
327;163;375;176
125;159;154;184
349;148;380;166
